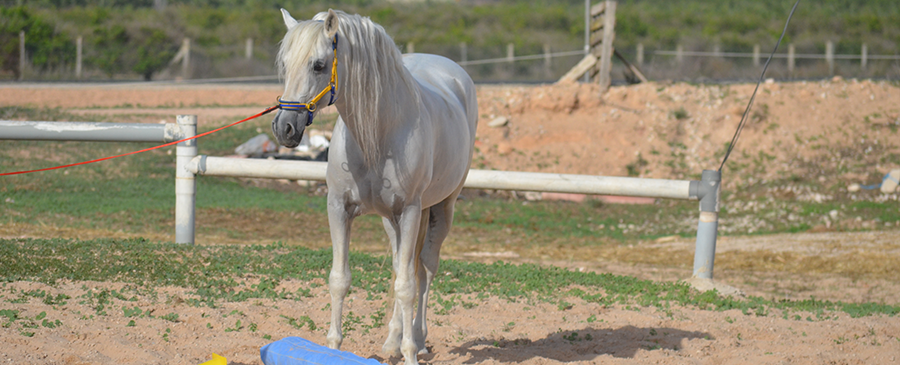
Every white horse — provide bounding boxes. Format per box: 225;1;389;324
271;9;478;365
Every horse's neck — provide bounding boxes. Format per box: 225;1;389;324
337;77;416;130
334;59;419;167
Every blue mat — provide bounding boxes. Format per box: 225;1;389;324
260;337;384;365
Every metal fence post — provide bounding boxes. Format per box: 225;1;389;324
636;43;644;66
787;44;795;74
752;44;760;67
861;44;868;71
175;115;197;244
19;31;25;81
691;169;720;279
76;36;83;79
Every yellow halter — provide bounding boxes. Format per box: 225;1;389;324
277;34;339;126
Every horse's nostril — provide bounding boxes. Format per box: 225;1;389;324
285;123;294;137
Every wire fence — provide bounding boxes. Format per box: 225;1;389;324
8;33;900;84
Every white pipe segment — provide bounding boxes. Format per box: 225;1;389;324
0;120;183;143
464;169;694;200
188;156;695;200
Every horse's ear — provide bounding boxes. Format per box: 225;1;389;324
281;8;298;29
324;9;339;38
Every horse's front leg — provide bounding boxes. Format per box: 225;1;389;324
393;204;424;365
325;198;356;350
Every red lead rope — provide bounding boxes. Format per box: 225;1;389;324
0;105;280;177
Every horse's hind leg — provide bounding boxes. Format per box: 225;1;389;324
413;192;460;354
325;198;355;350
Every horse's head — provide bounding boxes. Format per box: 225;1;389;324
272;9;340;148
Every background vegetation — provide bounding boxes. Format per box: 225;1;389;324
1;0;898;81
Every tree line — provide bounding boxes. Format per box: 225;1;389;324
1;0;897;80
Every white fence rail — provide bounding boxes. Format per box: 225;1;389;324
0;116;723;282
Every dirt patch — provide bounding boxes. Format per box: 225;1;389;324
2;80;900;364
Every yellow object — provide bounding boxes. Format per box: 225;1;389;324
198;353;226;365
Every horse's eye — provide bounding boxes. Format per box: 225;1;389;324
313;60;326;72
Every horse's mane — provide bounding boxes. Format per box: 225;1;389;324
278;10;416;167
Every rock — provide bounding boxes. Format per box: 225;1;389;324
831;75;843;83
847;183;860;192
685;277;744;297
496;142;513;155
882;169;900;193
487;116;509;128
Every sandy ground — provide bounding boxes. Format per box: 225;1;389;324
2;80;900;364
2;278;898;365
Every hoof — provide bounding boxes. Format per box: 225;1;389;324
382;342;402;357
326;337;342;350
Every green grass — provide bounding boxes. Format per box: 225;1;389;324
2;106;899;249
1;238;898;319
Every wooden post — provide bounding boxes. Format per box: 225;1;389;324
506;43;514;63
753;44;760;67
406;42;414;54
787;43;795;73
589;1;616;91
675;44;683;65
826;41;834;75
76;36;83;79
459;42;467;64
245;38;253;59
861;43;868;71
182;38;191;79
18;31;25;81
713;43;722;58
636;43;644;66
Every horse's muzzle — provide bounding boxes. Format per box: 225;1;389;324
271;109;309;148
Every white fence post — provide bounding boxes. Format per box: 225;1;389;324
675;44;683;65
406;42;414;54
76;36;83;79
175;115;197;244
506;43;514;64
245;38;253;59
692;170;720;279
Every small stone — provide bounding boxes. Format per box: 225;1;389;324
847;183;860;192
496;142;513;155
487;116;509;128
831;75;843;82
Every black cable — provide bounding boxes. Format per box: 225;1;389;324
719;0;801;172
